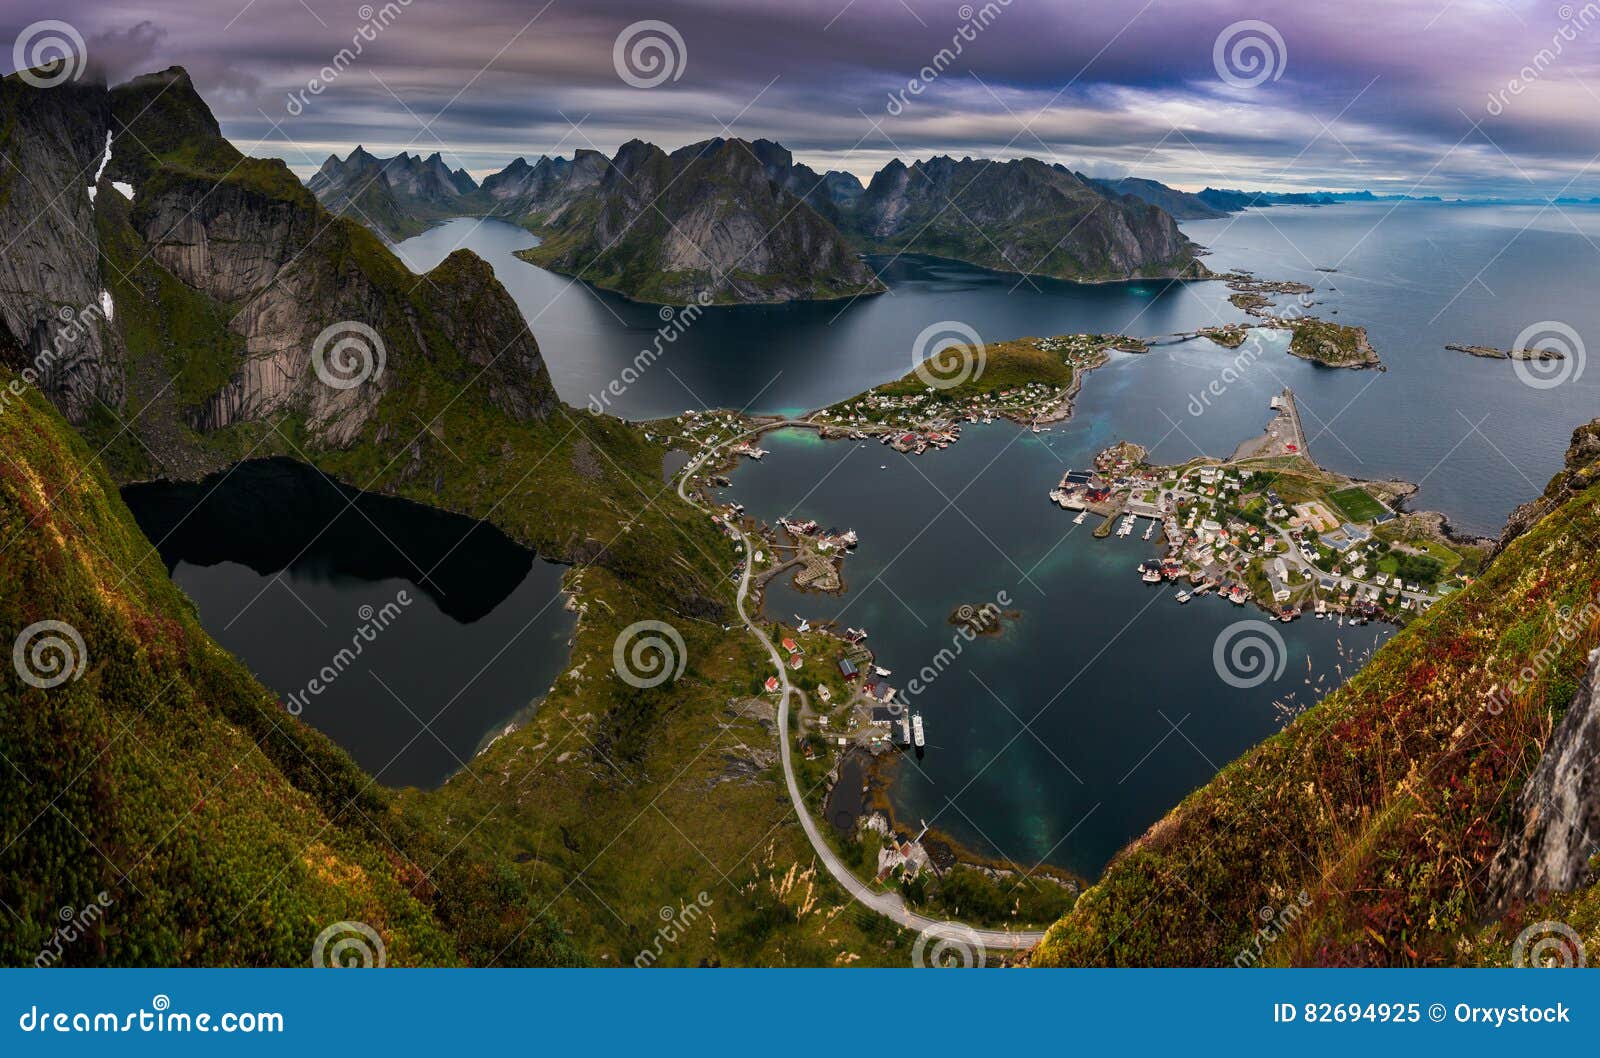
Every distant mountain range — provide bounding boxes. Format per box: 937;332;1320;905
308;139;1497;305
308;142;1208;303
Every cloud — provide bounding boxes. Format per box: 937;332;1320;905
13;0;1600;196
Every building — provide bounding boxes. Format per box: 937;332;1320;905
764;676;780;693
837;658;859;680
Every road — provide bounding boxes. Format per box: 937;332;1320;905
677;433;1047;955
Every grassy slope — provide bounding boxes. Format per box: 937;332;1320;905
28;71;919;966
1035;454;1600;966
0;378;581;966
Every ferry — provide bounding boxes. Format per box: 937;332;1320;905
911;713;926;749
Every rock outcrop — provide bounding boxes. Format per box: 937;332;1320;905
1495;417;1600;556
1485;648;1600;908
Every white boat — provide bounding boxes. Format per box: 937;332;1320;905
874;666;891;677
1176;591;1191;603
911;713;926;748
1143;522;1156;540
1073;510;1088;525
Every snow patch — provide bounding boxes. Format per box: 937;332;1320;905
99;290;114;321
86;130;113;203
110;181;134;200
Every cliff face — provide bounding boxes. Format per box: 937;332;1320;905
0;73;122;422
514;137;885;305
1495;418;1600;555
0;67;553;464
846;156;1202;282
1485;648;1600;907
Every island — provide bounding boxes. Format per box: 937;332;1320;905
1287;319;1381;369
1446;342;1566;361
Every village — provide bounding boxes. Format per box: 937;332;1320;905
1049;389;1483;624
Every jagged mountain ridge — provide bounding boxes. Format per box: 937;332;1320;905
310;137;1210;300
309;145;479;240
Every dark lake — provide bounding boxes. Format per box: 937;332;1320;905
122;458;576;789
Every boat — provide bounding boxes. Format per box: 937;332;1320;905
1143;521;1156;540
840;529;859;548
1073;510;1088;525
874;666;891;677
1140;561;1163;584
1175;590;1191;603
911;713;925;749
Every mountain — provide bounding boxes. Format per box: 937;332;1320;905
1035;419;1600;967
2;65;871;968
1198;187;1340;210
510;137;886;305
1085;175;1228;220
844;155;1203;282
309;146;479;240
0;66;589;966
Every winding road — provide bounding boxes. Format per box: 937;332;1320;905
677;432;1047;955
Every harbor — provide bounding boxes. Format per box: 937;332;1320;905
1047;388;1484;626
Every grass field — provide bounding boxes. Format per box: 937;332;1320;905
1327;486;1387;522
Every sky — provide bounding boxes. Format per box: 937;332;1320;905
10;0;1600;196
